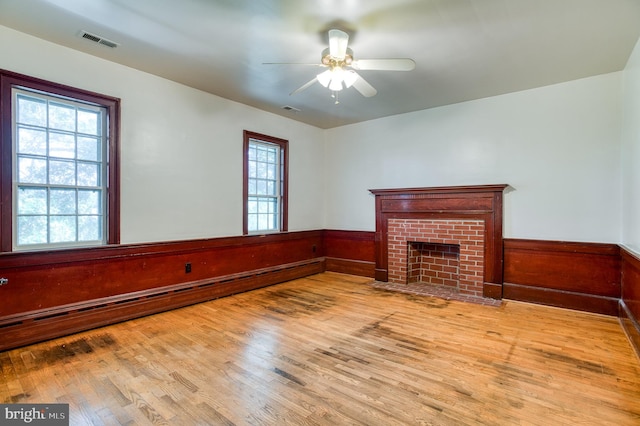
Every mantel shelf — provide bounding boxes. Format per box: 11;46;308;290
369;184;509;197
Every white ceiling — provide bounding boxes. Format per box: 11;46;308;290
1;0;639;129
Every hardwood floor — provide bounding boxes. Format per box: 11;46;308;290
1;272;639;425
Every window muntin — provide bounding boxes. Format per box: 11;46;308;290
243;131;288;234
12;88;107;249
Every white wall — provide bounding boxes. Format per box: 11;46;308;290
0;25;325;244
1;24;630;246
622;37;640;255
325;73;623;243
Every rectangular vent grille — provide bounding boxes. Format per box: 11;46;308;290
79;31;118;48
282;105;301;112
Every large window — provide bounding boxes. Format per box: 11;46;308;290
243;131;288;234
0;70;120;251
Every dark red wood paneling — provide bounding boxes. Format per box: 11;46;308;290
620;248;640;357
324;258;375;277
621;248;640;319
0;258;324;351
0;231;323;318
322;230;375;277
503;283;619;316
504;239;621;297
323;230;375;261
3;228;636;350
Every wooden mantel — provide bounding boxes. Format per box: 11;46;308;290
369;184;508;299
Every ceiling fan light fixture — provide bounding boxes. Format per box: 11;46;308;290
329;67;346;91
343;70;358;88
329;77;343;92
316;69;332;87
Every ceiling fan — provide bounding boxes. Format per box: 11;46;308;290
267;29;415;102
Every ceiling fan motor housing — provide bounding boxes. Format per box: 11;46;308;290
321;47;353;67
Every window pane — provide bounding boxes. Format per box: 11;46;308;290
49;132;76;158
248;178;256;194
17;216;47;245
257;146;267;162
248;199;257;214
50;215;76;243
50;189;76;214
77;162;100;186
49;159;76;185
77;136;100;161
257;179;267;195
78;190;100;214
257;214;268;230
49;102;76;131
18;157;47;184
17;127;47;155
248;214;257;231
17;187;47;214
257;162;266;178
77;109;99;135
258;199;269;213
17;95;46;127
78;216;101;241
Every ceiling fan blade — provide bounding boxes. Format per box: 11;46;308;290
328;29;349;60
351;58;416;71
351;72;377;97
263;62;325;66
289;77;318;96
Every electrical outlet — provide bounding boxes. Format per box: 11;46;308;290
185;263;192;273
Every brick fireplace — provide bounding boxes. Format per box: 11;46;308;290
369;185;507;299
388;219;485;297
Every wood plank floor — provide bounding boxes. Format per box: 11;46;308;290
1;272;639;425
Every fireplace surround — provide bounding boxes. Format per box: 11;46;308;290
369;185;508;299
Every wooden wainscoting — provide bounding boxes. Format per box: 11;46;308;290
2;230;637;352
323;230;376;277
0;231;324;351
503;239;621;315
620;247;640;359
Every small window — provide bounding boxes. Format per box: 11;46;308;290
243;131;288;234
0;69;120;251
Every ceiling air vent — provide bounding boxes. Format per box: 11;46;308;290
281;105;301;112
79;30;119;48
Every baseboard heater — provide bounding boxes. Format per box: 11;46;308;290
0;258;325;352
